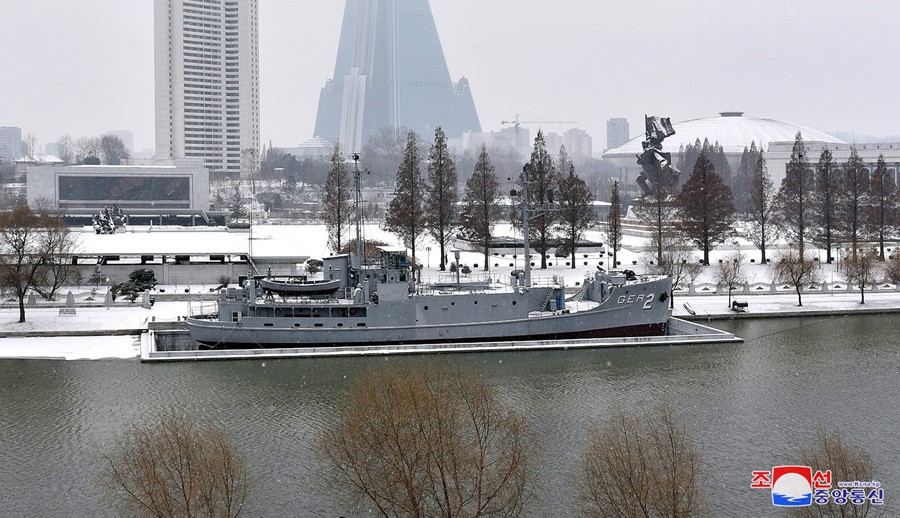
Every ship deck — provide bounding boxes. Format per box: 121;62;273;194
142;318;740;362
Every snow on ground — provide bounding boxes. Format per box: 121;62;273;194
0;335;139;360
1;223;897;360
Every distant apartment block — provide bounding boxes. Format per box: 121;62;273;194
563;128;593;164
606;118;630;151
314;0;481;152
154;0;260;177
0;126;23;163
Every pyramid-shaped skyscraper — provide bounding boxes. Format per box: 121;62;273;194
314;0;481;152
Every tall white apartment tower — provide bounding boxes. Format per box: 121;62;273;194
154;0;260;177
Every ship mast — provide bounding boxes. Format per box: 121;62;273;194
514;165;556;289
352;153;365;269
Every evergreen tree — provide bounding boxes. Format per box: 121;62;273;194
748;151;777;264
775;132;813;256
675;139;702;186
459;145;501;271
517;130;560;269
733;142;760;214
384;131;426;276
556;162;595;269
229;184;246;219
868;154;896;260
813;147;839;263
675;151;736;266
607;180;623;268
323;144;352;254
706;140;733;187
840;146;869;260
424;128;458;271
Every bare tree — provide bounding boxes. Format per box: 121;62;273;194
748;151;778;264
790;430;885;518
31;202;81;300
240;147;259;181
675;150;735;266
384;131;426;277
0;206;78;322
75;136;101;162
606;180;623;268
21;132;39;159
459;145;501;271
556;162;595;269
840;146;869;261
323;144;352;254
773;245;821;306
362;125;413;177
319;364;536;517
575;404;704;517
424;127;459;271
843;249;880;304
644;232;701;309
715;252;746;308
100;412;251;518
99;134;131;165
55;134;76;164
884;253;900;284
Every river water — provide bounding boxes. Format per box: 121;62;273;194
1;314;897;516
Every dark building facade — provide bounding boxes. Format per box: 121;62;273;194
314;0;481;152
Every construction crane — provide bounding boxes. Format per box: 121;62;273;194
501;114;579;131
501;114;579;149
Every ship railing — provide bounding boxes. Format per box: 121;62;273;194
189;301;218;318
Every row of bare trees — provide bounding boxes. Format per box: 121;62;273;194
19;133;131;165
98;364;883;517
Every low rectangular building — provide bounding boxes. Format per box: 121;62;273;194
27;158;209;213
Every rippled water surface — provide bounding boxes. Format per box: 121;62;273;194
1;314;898;516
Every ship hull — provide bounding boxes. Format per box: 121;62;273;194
190;322;668;350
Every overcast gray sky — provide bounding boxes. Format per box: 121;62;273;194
2;0;898;154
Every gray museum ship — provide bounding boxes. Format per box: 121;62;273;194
186;249;672;349
187;126;677;350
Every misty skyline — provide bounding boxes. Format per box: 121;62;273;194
2;0;899;155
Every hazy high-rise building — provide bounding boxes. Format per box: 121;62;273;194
154;0;260;176
563;128;593;163
315;0;481;152
0;126;23;163
606;118;630;151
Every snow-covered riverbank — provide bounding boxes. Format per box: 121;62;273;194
1;224;897;360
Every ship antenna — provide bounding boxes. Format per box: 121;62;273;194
352;153;365;269
512;168;532;288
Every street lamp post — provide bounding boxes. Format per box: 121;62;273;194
426;246;431;268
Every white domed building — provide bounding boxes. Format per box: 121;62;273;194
602;112;847;194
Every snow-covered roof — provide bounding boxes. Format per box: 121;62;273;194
603;112;845;157
16;153;63;164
